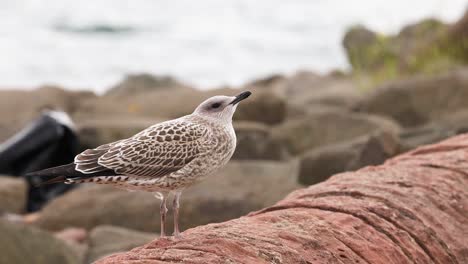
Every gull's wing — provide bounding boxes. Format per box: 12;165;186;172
74;118;212;178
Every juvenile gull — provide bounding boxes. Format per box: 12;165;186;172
28;91;251;237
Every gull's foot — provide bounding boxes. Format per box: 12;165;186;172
172;232;183;240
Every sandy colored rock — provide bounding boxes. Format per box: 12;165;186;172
105;73;191;97
0;176;27;214
35;161;301;232
77;117;163;149
233;90;287;125
88;225;155;262
299;130;400;185
98;134;468;264
0;220;80;264
233;121;289;160
0;86;95;141
272;108;400;155
356;68;468;127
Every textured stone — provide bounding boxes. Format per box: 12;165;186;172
0;176;27;214
272;108;400;155
298;130;400;185
88;225;155;262
356;68;468;127
0;220;80;264
233;121;289;160
98;134;468;264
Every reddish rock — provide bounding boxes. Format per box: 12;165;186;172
97;134;468;264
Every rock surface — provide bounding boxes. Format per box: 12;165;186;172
98;134;468;264
0;176;27;214
355;68;468;127
233;121;289;160
0;220;80;264
298;130;400;185
35;161;301;232
105;73;190;97
272;108;400;155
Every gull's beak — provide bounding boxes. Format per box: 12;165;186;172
229;91;252;105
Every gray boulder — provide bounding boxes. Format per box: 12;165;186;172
272;108;400;155
299;130;400;185
355;68;468;127
87;225;155;262
0;220;80;264
105;73;190;97
233;121;289;160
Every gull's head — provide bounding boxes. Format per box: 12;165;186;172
193;91;251;122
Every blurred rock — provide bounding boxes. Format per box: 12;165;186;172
356;68;468;127
233;90;287;125
105;73;191;97
233;121;289;160
77;117;162;149
0;220;80;264
54;227;89;264
399;109;468;151
87;225;155;263
0;86;95;142
0;176;27;214
54;227;88;244
272;108;400;155
35;161;301;232
271;71;362;113
299;130;400;185
342;25;380;70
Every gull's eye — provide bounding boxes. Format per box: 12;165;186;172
211;102;221;109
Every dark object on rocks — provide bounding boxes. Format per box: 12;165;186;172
0;111;79;212
98;134;468;264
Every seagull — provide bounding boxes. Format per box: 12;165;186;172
28;91;252;237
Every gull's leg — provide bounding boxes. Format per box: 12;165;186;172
154;192;168;237
172;190;183;238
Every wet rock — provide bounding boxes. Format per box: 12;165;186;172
35;161;301;232
97;134;468;264
105;74;190;97
356;68;468;127
272;108;400;155
0;176;27;214
0;220;80;264
88;225;155;262
299;130;400;185
233;121;289;160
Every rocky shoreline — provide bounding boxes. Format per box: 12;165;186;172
0;10;467;263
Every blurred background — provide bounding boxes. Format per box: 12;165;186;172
0;1;467;263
